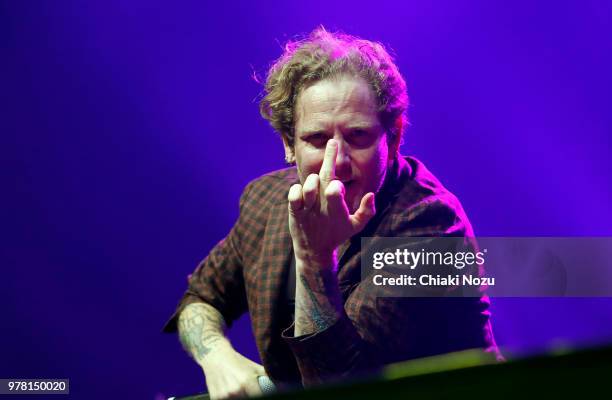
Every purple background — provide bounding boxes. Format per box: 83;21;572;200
2;1;611;398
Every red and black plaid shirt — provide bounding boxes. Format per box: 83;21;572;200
164;156;499;386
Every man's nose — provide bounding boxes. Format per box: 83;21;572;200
334;138;352;181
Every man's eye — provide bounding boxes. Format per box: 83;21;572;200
305;134;328;147
349;129;374;147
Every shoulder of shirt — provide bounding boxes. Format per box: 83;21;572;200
241;165;299;206
392;156;472;234
399;155;453;198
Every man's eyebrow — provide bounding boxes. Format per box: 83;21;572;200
346;123;378;129
298;122;380;134
297;128;328;136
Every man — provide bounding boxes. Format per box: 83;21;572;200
164;27;500;399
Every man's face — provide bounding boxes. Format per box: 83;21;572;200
285;75;397;213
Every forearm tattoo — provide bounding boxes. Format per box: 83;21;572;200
178;303;226;362
295;270;342;336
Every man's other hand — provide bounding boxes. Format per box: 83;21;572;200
200;341;267;399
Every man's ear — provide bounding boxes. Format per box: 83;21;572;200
282;135;296;164
388;117;403;160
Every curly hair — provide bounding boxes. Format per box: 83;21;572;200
259;27;409;150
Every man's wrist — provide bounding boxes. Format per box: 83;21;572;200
198;338;233;370
294;248;337;271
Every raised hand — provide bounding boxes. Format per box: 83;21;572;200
288;139;377;267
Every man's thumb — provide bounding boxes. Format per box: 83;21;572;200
351;192;376;232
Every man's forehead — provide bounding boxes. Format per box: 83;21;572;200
295;77;379;131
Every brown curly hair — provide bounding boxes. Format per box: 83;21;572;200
259;26;409;152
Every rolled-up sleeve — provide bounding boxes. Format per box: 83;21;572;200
281;311;380;386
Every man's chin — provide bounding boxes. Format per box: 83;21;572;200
345;193;362;214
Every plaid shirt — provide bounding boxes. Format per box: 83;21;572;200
164;156;499;386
